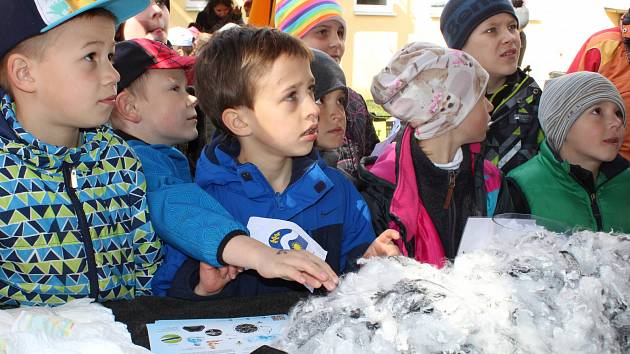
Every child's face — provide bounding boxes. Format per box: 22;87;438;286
461;13;520;82
457;96;493;144
237;55;320;159
124;0;170;43
214;3;230;18
32;15;119;133
301;20;346;63
560;101;624;168
316;89;347;150
134;69;199;146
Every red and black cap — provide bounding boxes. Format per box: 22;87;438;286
114;38;195;92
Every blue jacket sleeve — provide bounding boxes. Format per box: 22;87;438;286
336;172;376;272
131;143;248;268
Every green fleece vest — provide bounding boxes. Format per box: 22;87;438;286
508;142;630;233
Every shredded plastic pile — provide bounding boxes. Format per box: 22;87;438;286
279;230;630;353
0;298;150;354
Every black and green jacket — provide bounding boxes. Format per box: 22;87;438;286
485;67;544;174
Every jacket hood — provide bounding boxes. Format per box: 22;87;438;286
0;92;116;171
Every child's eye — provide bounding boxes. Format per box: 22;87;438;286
337;29;346;40
484;27;496;33
317;29;329;37
591;107;602;115
285;91;297;101
308;85;316;99
616;110;623;118
338;97;347;107
171;85;181;92
315;98;322;105
508;24;518;31
83;53;96;62
108;52;115;62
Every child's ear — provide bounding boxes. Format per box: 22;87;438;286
222;107;251;136
6;54;36;93
114;91;142;124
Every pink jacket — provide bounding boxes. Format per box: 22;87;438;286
367;126;502;267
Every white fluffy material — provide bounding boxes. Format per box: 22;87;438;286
0;299;151;354
278;230;630;353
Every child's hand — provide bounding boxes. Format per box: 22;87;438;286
363;229;401;258
254;248;339;292
194;262;241;296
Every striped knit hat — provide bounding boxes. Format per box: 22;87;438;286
539;72;626;154
275;0;346;39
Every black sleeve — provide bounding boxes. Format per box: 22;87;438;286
503;177;531;214
195;12;209;32
343;243;371;274
167;259;238;301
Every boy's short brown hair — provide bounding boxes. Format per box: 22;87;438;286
194;27;312;136
0;9;116;96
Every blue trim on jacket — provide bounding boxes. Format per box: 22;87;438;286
168;137;376;299
124;139;247;297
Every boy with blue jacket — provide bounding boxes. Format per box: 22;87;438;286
164;27;400;299
0;0;162;306
110;38;339;297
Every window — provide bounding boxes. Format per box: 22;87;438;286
429;0;447;18
354;0;394;16
186;0;206;11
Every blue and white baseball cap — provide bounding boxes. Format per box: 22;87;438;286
0;0;150;58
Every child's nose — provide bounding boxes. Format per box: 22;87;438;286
188;94;199;108
609;114;624;128
333;105;345;121
106;63;121;86
501;29;518;45
306;97;320;122
149;2;163;17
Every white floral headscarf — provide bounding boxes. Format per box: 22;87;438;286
371;42;488;140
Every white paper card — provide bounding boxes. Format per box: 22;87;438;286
458;217;496;256
247;217;328;292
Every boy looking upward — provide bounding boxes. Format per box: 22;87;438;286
168;27;399;299
0;0;162;306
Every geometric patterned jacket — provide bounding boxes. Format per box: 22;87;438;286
0;93;162;307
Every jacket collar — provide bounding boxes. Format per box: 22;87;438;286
539;140;629;188
199;133;334;219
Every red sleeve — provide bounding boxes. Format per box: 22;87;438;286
567;47;601;73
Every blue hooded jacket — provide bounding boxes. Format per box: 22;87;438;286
167;136;376;299
120;136;248;297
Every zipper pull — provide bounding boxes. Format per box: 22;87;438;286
443;170;457;209
71;168;78;189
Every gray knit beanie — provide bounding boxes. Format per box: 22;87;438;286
440;0;517;50
539;71;627;154
310;48;347;103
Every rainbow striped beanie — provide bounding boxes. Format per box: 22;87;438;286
275;0;346;38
